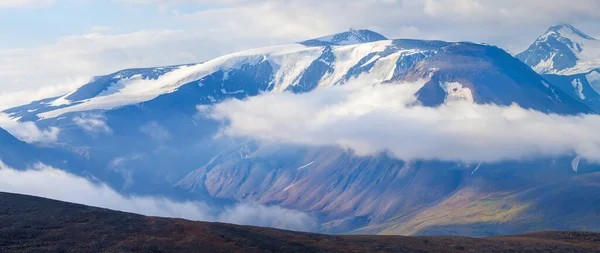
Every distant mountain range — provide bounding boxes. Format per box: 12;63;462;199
1;25;600;236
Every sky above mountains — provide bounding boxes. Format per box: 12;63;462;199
1;0;600;109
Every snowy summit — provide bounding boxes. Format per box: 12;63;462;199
300;29;388;46
517;24;600;75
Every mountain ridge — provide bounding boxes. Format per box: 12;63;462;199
5;37;589;121
1;191;599;253
300;29;388;46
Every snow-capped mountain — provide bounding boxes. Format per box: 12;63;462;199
516;24;600;75
4;38;448;120
3;29;600;236
300;29;388;46
6;34;589;121
8;34;463;196
515;24;600;112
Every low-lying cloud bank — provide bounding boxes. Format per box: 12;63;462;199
0;113;59;143
0;162;316;232
202;80;600;163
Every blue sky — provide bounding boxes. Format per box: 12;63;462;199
0;0;599;109
0;1;221;48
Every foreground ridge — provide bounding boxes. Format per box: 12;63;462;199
1;192;599;253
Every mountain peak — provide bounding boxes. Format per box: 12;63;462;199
516;24;600;75
545;24;595;40
299;29;388;46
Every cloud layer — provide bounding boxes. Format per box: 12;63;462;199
0;113;59;143
0;161;317;232
203;79;600;163
0;0;53;8
73;114;112;134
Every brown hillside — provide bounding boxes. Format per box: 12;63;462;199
0;192;598;253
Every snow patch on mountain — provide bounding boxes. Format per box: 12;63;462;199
571;156;582;172
571;79;586;100
368;51;403;82
586;70;600;95
269;46;324;92
541;80;551;88
531;54;556;74
317;40;392;88
48;89;80;107
471;163;482;175
39;64;211;119
48;96;72;107
296;161;313;170
97;74;144;97
440;82;474;103
370;49;431;83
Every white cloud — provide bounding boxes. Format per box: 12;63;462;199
0;161;317;232
108;154;144;188
0;76;87;110
73;114;112;134
218;202;317;231
0;0;53;8
0;113;59;143
203;78;600;163
140;121;171;141
181;0;600;51
88;25;119;33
